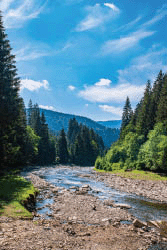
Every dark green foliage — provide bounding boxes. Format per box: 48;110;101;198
27;101;56;165
156;74;167;126
136;80;152;138
96;71;167;173
67;118;105;166
57;129;69;164
0;13;27;169
120;97;133;137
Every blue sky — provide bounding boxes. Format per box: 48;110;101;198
1;0;167;121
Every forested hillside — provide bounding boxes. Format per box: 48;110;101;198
56;118;104;166
37;109;120;147
95;71;167;173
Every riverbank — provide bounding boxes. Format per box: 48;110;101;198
1;166;167;249
93;168;167;202
0;174;38;219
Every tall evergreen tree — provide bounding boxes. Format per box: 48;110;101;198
0;13;27;168
136;80;152;138
156;74;167;126
150;70;164;129
120;96;133;135
28;99;33;126
57;129;69;164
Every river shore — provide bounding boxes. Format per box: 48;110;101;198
0;166;167;250
91;169;167;202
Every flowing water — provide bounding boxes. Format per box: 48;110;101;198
21;165;167;222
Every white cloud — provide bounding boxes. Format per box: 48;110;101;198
68;85;76;91
39;105;56;111
1;0;47;29
104;3;120;12
0;0;15;12
101;29;155;54
20;79;50;91
79;79;145;104
85;104;89;107
95;78;111;86
14;41;72;62
115;16;142;32
75;3;120;32
99;105;122;116
15;46;50;62
143;4;167;27
118;45;167;87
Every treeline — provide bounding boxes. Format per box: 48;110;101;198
57;118;104;166
27;100;56;165
95;71;167;173
0;13;104;171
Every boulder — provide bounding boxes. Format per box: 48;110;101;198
133;219;147;228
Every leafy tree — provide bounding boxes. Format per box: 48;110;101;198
0;13;27;169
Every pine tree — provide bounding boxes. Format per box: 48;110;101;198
156;74;167;126
120;96;133;135
136;80;152;138
0;13;27;169
150;70;164;129
57;129;69;164
28;99;33;126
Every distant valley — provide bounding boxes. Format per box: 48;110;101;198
98;120;121;129
39;109;120;148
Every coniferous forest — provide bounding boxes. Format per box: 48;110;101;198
0;11;104;172
95;71;167;173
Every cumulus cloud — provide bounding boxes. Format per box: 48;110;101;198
68;85;76;91
0;0;48;29
75;3;120;32
79;79;145;104
99;105;122;116
20;79;50;91
101;29;155;55
95;78;111;86
39;105;56;111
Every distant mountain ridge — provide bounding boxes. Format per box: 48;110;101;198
38;109;120;147
98;120;122;129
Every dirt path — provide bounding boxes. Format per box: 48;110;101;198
0;169;167;250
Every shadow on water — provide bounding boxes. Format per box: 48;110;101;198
21;165;167;222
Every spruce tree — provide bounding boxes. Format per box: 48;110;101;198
156;74;167;126
120;96;133;135
136;80;152;138
150;70;164;129
0;13;27;169
57;129;69;164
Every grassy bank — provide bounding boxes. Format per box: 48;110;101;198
0;174;37;218
93;168;167;181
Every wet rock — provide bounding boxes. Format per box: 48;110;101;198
113;203;131;209
133;219;147;228
103;200;114;206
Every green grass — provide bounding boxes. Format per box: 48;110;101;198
0;175;37;218
93;168;167;181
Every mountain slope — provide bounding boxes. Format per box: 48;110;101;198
39;109;120;147
98;120;122;129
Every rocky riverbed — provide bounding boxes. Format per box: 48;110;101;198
0;166;167;250
91;171;167;202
